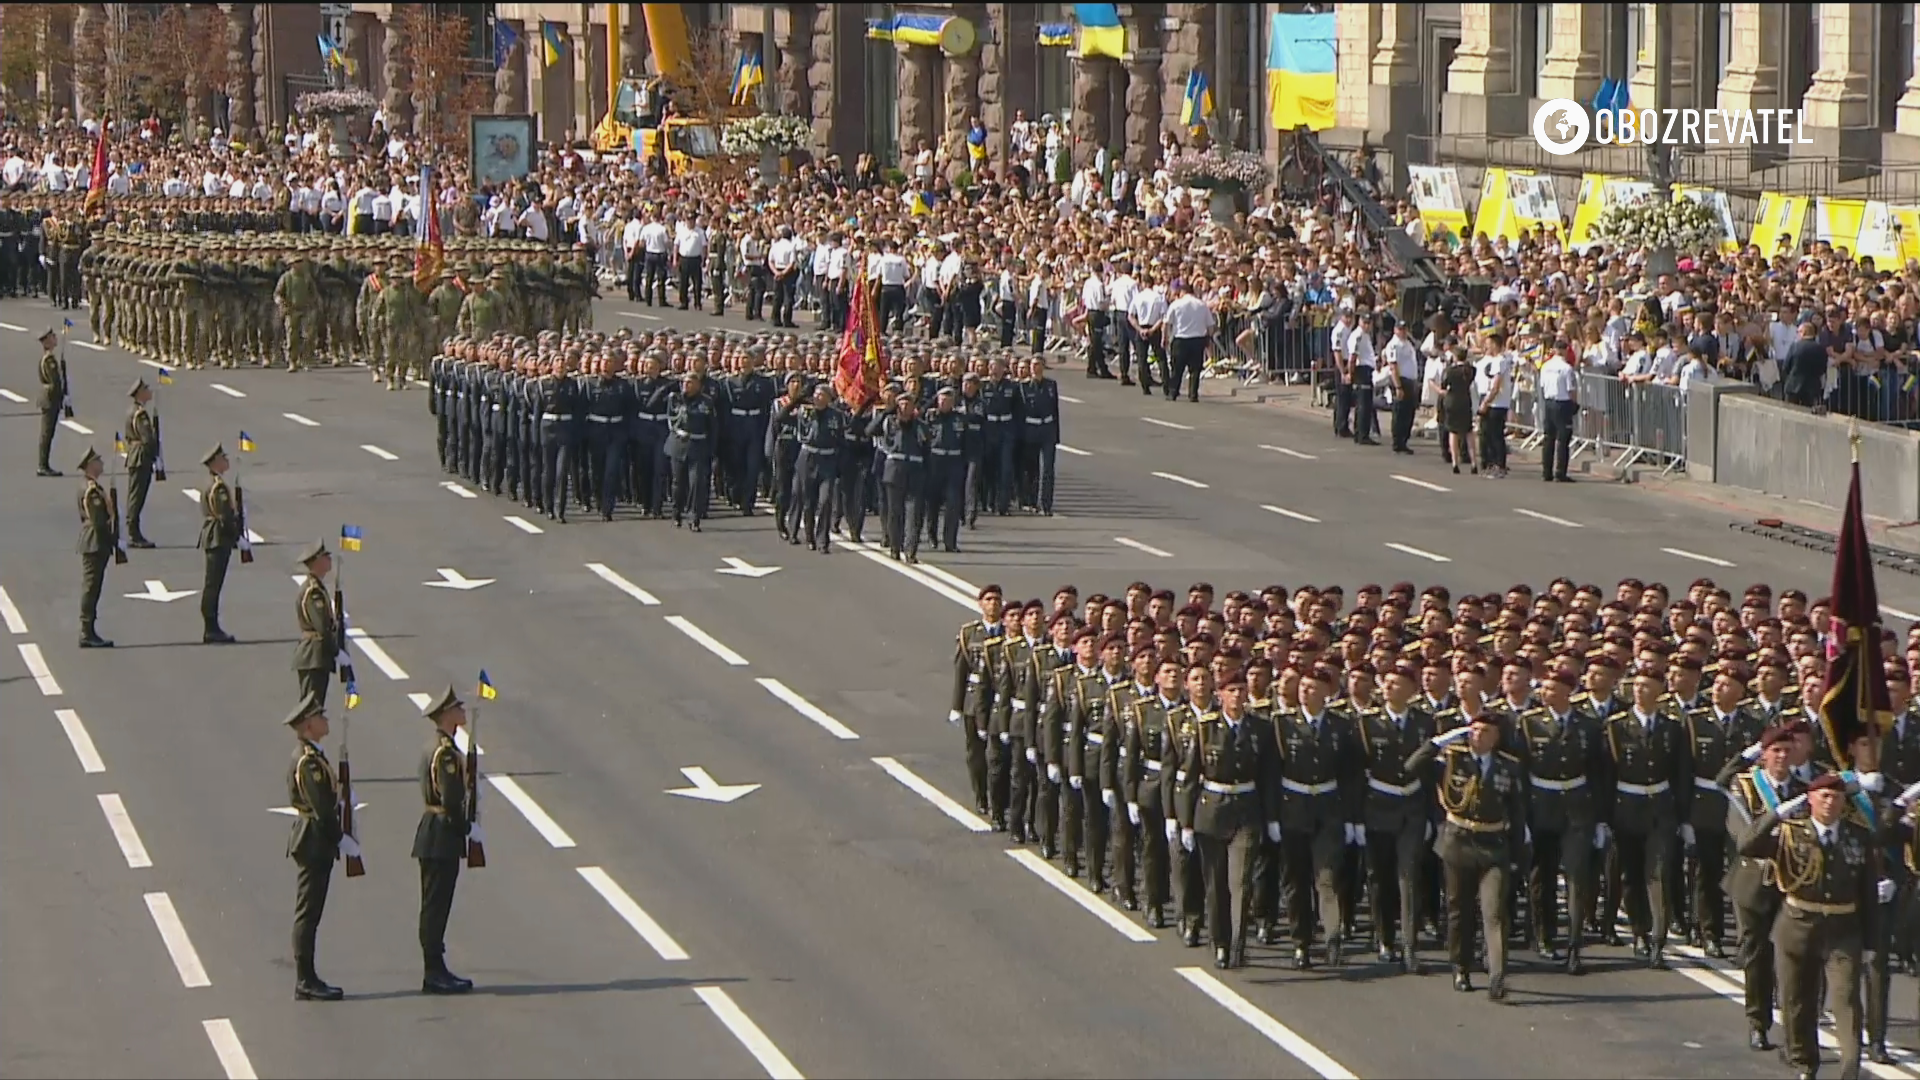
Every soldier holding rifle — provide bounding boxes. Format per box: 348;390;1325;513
75;446;119;648
285;691;357;1001
37;326;67;476
195;445;238;644
415;684;481;994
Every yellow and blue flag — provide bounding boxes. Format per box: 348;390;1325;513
1037;23;1072;47
478;670;498;700
345;681;361;710
1074;3;1124;59
1181;69;1213;128
731;49;763;107
114;431;126;455
1267;11;1337;132
541;20;564;67
237;431;256;453
157;366;174;386
339;524;364;552
62;317;74;332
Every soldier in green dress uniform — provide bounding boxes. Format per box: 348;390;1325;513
292;540;338;706
196;445;238;643
415;686;476;994
76;447;115;648
285;691;351;1001
122;379;160;548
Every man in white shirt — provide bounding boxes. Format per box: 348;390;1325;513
768;226;799;327
1108;261;1141;385
621;215;646;300
1127;273;1169;395
674;215;709;310
1344;312;1379;445
1536;344;1577;482
1380;318;1422;453
1164;279;1215;402
874;240;912;334
1473;331;1515;477
516;199;550;243
638;214;671;306
1081;266;1113;379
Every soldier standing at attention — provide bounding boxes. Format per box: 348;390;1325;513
415;686;477;995
952;585;1005;818
196;445;238;644
293;541;338;707
75;447;116;649
1177;667;1283;970
122;379;160;548
1739;772;1875;1080
37;327;64;476
285;692;351;1001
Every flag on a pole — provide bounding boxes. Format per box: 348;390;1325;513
84;126;109;217
833;275;885;411
345;680;361;710
237;431;256;453
478;670;498;700
730;49;764;106
1180;69;1213;128
493;20;520;70
1820;432;1893;769
340;524;364;552
542;21;565;67
156;366;174;386
413;165;444;291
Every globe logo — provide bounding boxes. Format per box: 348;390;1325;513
1533;98;1591;156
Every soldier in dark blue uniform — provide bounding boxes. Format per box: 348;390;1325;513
766;373;808;539
925;387;967;553
958;372;989;528
538;357;584;523
584;356;632;521
726;347;776;515
836;389;878;544
662;370;717;530
791;383;846;552
869;390;928;562
629;352;671;518
1017;357;1061;515
480;356;510;497
980;357;1019;516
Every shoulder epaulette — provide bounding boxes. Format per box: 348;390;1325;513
1497;749;1521;764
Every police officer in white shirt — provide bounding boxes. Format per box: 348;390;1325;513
1164;279;1215;402
638;214;671;305
1109;261;1140;385
1536;342;1577;482
875;240;912;333
1127;273;1168;395
1345;311;1380;445
768;227;800;327
1381;318;1422;452
1082;266;1114;379
674;215;709;310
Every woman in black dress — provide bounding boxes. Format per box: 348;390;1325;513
1440;346;1477;475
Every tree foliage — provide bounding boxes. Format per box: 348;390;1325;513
677;26;740;128
394;5;489;156
0;4;73;122
122;4;231;123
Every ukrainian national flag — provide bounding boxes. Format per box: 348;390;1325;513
1268;11;1337;131
1074;3;1124;59
1181;69;1213;128
731;49;764;106
339;524;364;552
157;366;174;386
114;432;126;455
238;431;256;453
345;681;361;710
478;670;498;700
1037;23;1073;47
541;21;564;67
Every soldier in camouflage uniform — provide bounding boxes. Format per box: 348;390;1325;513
275;250;320;372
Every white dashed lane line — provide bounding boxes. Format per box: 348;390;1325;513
1384;542;1451;563
1141;416;1193;431
72;341;107;352
55;708;106;773
1057;444;1093;456
1114;537;1174;558
19;643;62;695
361;444;398;461
0;388;27;403
98;793;153;868
1262;505;1321;524
1514;507;1583;528
209;383;247;398
576;866;690;961
757;678;860;740
1661;547;1736;568
282;412;320;427
1151;471;1209;490
201;1019;258;1080
664;615;749;666
871;756;991;833
143;892;212;988
60;418;93;435
586;562;661;605
1389;473;1450;493
1259;444;1318;460
504;515;545;535
0;584;25;633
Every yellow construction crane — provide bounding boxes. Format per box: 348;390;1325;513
589;2;720;175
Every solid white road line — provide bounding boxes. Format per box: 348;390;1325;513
0;321;25;331
1389;473;1450;493
487;776;577;848
757;678;860;740
441;481;478;499
1883;605;1920;624
1259;444;1318;460
60;418;93;435
1661;546;1737;568
696;986;806;1080
871;756;991;832
73;341;107;352
1261;504;1321;524
360;444;398;461
1059;394;1084;404
1384;541;1451;563
1663;958;1914;1080
19;643;62;696
576;866;690;961
586;562;662;605
1151;470;1210;489
504;515;545;534
1176;968;1359;1080
0;388;27;403
201;1019;258;1080
915;561;982;597
0;584;25;634
344;628;410;681
841;540;975;609
1007;849;1156;943
1141;416;1194;431
208;383;247;398
143;892;212;988
1057;444;1093;456
1114;536;1174;558
1514;507;1584;528
665;615;749;666
282;412;319;427
98;794;153;869
55;709;106;773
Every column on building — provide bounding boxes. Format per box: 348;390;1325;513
1716;2;1781;111
1336;3;1378;132
225;4;257;140
1898;3;1920;136
776;2;815;130
251;4;273;136
898;40;938;162
1446;3;1514;96
1367;0;1420;178
1071;55;1115;168
72;4;106;120
1629;3;1696;111
379;10;409;134
807;5;838;152
1123;48;1163;172
495;19;528;115
1801;2;1874;130
978;3;1011;165
570;18;595;141
1535;3;1606;103
1159;2;1214;142
942;4;986;173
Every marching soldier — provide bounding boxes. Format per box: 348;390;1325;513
292;540;338;707
1738;772;1875;1080
122;379;160;548
285;691;351;1001
791;382;846;552
1605;662;1694;969
1118;652;1182;926
195;445;239;644
952;585;1005;818
1275;664;1365;969
1682;663;1764;957
415;686;477;994
1847;726;1901;1067
992;601;1048;843
1720;719;1814;1051
37;326;64;477
1357;662;1439;973
1517;665;1610;972
1177;667;1284;970
76;447;116;649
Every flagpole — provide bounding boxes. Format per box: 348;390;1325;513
1851;415;1862;465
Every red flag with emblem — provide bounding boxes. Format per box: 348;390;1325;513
1820;447;1893;769
84;124;109;217
833;273;885;410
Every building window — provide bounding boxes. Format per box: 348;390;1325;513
1604;4;1640;86
1526;3;1551;99
1694;4;1731;109
865;3;898;163
1878;4;1914;130
1780;3;1816;108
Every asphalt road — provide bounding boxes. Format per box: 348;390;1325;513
3;290;1917;1080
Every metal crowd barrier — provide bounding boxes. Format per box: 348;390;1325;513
1509;371;1689;476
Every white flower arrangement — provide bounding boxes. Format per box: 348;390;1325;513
1165;148;1271;192
1592;196;1723;256
720;114;813;157
294;87;380;118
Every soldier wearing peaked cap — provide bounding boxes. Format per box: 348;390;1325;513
74;445;116;648
123;377;158;548
414;686;475;994
37;325;64;476
292;540;338;708
196;445;238;644
285;692;347;1001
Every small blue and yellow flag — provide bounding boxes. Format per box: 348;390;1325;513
114;431;126;455
1180;69;1213;128
339;524;364;552
730;49;763;107
237;431;256;453
62;317;74;331
157;366;174;386
345;681;361;710
541;20;564;67
477;670;498;700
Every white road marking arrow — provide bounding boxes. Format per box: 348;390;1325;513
716;556;780;579
127;579;198;602
424;567;495;591
665;766;760;804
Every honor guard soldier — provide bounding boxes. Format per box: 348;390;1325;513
1176;667;1283;969
1516;665;1610;973
75;447;116;648
1606;662;1695;969
1845;726;1901;1067
1275;664;1365;969
292;540;338;707
1169;661;1214;945
415;686;476;994
1016;358;1060;515
1357;662;1439;973
1683;664;1764;957
790;383;846;552
952;585;1006;818
767;374;808;538
1041;628;1101;877
1720;720;1814;1050
871;392;929;562
1118;652;1182;926
195;445;238;644
1408;710;1527;1001
285;692;352;1001
664;371;716;530
37;326;64;476
992;601;1048;843
1738;771;1876;1080
122;379;159;547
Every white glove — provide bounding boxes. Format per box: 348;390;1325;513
1127;802;1141;826
1267;821;1282;843
1180;827;1196;852
1594;823;1611;849
468;823;486;845
1101;788;1115;810
339;835;362;859
947;709;962;725
1047;763;1061;784
1165;818;1179;842
1523;826;1533;846
1879;878;1898;905
1740;740;1764;762
1430;726;1472;747
1777;793;1810;819
1898;780;1920;809
1679;823;1696;848
1857;771;1885;794
976;729;988;741
998;731;1010;744
1069;774;1084;791
1025;746;1038;765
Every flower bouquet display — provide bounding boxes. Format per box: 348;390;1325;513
720;114;812;158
